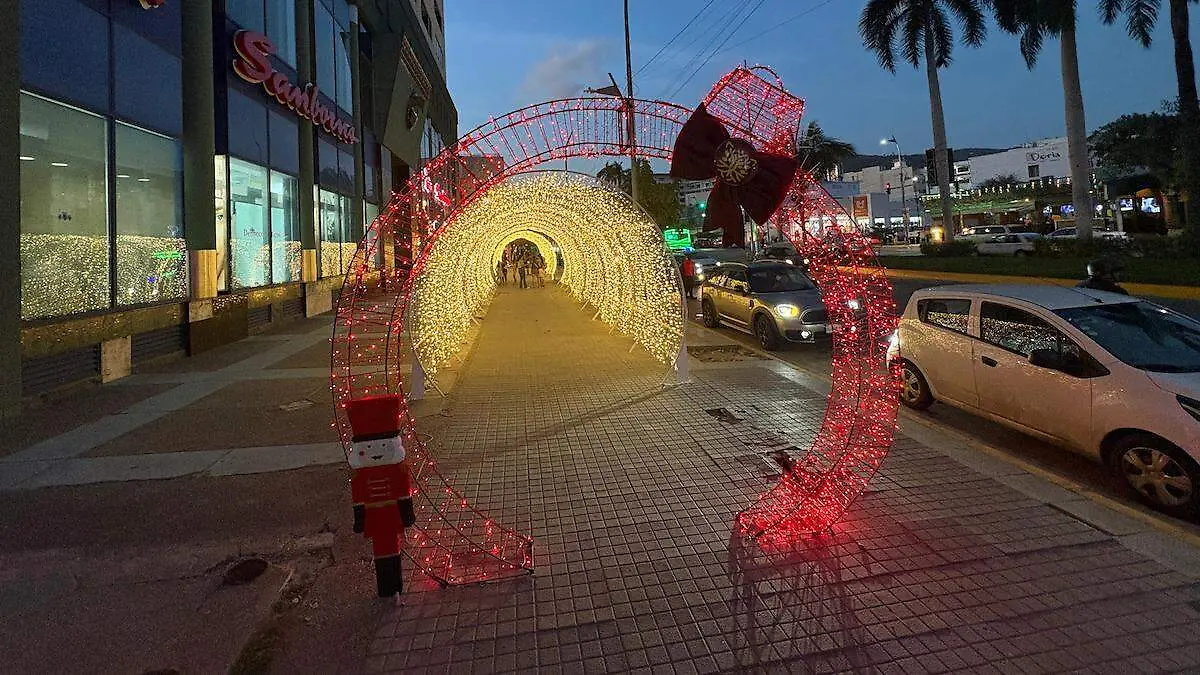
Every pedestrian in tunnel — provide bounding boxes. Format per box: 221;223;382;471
533;252;546;287
496;257;507;285
517;253;528;289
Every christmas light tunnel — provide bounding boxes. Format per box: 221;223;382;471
331;66;900;586
410;171;684;376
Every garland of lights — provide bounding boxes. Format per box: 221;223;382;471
330;66;900;585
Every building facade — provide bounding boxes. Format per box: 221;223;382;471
1;0;456;413
963;137;1072;188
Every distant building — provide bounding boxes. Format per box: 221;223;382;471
962;137;1077;188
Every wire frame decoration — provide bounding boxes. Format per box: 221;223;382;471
330;66;900;585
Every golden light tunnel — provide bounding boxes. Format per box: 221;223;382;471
408;171;685;375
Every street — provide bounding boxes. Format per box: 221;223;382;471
686;276;1200;535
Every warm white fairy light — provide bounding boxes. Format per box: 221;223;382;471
409;172;683;373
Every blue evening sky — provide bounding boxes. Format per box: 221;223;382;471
446;0;1195;155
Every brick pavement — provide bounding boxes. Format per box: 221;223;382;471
368;284;1200;674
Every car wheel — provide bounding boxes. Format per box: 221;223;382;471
701;299;720;328
753;314;781;351
1109;433;1200;517
899;360;934;410
1014;249;1027;257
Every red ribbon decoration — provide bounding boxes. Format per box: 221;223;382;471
669;104;798;247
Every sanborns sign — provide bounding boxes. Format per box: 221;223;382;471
232;30;358;145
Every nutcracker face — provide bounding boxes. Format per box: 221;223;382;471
349;435;406;468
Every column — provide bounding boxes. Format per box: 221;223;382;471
296;0;318;283
0;0;19;417
349;6;365;244
182;0;218;312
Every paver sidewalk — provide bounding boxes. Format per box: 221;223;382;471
368;284;1200;674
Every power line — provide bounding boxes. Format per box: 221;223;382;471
651;0;749;88
636;0;718;76
724;0;839;52
666;0;769;101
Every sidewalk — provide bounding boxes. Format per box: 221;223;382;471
362;285;1200;673
2;282;1199;673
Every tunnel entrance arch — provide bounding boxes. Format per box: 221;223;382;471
331;67;899;585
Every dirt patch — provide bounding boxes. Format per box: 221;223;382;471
687;345;765;362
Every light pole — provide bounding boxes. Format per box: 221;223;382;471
882;136;909;244
623;0;639;206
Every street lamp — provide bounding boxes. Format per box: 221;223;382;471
881;136;910;244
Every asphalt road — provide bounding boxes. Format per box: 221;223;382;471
686;276;1200;528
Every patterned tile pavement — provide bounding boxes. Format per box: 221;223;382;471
367;285;1200;674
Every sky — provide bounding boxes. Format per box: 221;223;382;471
444;0;1197;157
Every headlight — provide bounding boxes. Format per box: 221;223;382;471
1180;395;1200;422
775;304;800;319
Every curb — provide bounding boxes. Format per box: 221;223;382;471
687;319;1200;552
861;266;1200;301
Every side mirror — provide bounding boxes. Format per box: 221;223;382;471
1029;349;1064;371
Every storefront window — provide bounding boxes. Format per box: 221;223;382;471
227;0;265;32
340;193;357;272
334;23;353;111
229;159;270;288
115;123;186;307
20;0;109;114
319;188;341;278
19;93;109;320
265;0;297;67
315;5;337;103
364;202;381;270
270;172;301;283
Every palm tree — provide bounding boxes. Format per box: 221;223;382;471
1101;0;1200;240
860;0;986;242
796;122;858;180
990;0;1095;241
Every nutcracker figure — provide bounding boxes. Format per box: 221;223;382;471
345;394;417;597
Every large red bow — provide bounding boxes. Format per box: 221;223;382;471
670;104;797;247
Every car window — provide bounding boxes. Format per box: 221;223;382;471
1055;301;1200;373
748;266;815;293
962;228;976;236
917;298;972;335
980;302;1074;358
708;273;726;287
726;268;747;288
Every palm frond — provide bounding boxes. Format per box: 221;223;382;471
1124;0;1159;46
948;0;988;45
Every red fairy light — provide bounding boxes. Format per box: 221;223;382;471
330;67;898;585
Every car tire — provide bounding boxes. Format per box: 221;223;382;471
1108;433;1200;517
753;314;782;351
701;299;720;328
1014;249;1027;257
899;360;934;410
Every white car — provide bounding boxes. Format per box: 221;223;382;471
976;232;1042;256
1047;226;1130;242
890;284;1200;516
958;225;1020;244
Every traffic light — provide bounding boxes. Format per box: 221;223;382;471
885;182;892;196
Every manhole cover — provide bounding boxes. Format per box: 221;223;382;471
223;558;269;586
687;345;764;362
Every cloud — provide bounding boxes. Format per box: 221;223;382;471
518;40;609;101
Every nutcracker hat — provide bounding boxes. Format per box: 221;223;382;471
345;395;402;440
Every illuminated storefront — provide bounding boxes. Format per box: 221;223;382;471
4;0;455;403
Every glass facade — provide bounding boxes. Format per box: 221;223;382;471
115;123;186;307
227;159;300;289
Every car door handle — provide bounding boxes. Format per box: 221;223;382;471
980;356;998;367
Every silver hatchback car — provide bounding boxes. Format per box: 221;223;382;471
700;262;827;350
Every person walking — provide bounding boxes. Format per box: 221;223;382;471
680;254;697;299
517;253;528;289
496;258;507;285
533;252;546;287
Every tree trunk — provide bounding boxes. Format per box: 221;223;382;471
1060;25;1094;241
1170;0;1200;242
924;31;955;242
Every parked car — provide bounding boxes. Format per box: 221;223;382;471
700;262;827;350
958;225;1021;244
976;232;1042;256
1047;226;1130;242
673;251;720;282
890;284;1200;516
756;242;806;269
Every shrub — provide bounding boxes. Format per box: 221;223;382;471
920;240;977;257
1032;237;1128;259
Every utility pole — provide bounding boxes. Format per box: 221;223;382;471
883;136;909;243
624;0;639;206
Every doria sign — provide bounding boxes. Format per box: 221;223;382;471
232;31;358;145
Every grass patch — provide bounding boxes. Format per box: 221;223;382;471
876;255;1200;287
